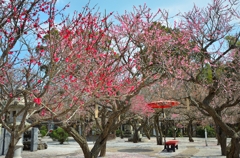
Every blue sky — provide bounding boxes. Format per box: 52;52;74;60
56;0;212;17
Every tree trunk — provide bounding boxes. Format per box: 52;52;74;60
198;90;240;157
154;115;163;145
99;141;106;157
91;133;109;158
187;120;194;142
64;122;113;158
133;129;139;143
5;142;15;158
120;130;124;139
227;137;240;158
63;127;92;158
216;125;227;156
213;110;227;156
132;119;147;143
5;133;19;158
156;132;163;145
64;104;130;158
143;125;151;140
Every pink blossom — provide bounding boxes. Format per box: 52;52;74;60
33;98;41;105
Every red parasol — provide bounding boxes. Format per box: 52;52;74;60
147;100;180;109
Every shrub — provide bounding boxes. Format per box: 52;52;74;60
40;125;48;137
167;128;182;137
196;125;215;138
50;127;68;144
116;129;123;137
176;129;183;137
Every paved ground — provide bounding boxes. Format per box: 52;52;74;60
0;137;227;158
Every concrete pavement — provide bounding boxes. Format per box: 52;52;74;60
0;137;227;158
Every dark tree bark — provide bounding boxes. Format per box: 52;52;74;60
199;93;240;158
63;127;92;158
120;129;124;139
215;124;227;156
5;135;18;158
63;102;129;158
5;144;15;158
154;114;163;145
187;120;194;142
227;137;240;158
92;134;108;157
206;108;240;158
99;142;107;157
143;125;151;140
213;110;227;156
132;118;148;143
64;126;109;158
132;128;139;143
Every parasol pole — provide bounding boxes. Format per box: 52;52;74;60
162;108;166;146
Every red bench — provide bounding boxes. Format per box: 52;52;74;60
164;140;179;152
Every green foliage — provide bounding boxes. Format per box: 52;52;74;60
203;64;213;83
43;28;60;40
196;63;225;84
167;128;183;137
39;125;48;137
196;125;216;138
225;36;240;48
196;64;213;83
177;130;183;137
116;129;124;137
116;129;121;137
50;127;69;144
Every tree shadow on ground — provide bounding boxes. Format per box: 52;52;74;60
118;148;154;153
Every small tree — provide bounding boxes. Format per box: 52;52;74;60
40;125;48;137
50;127;68;144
